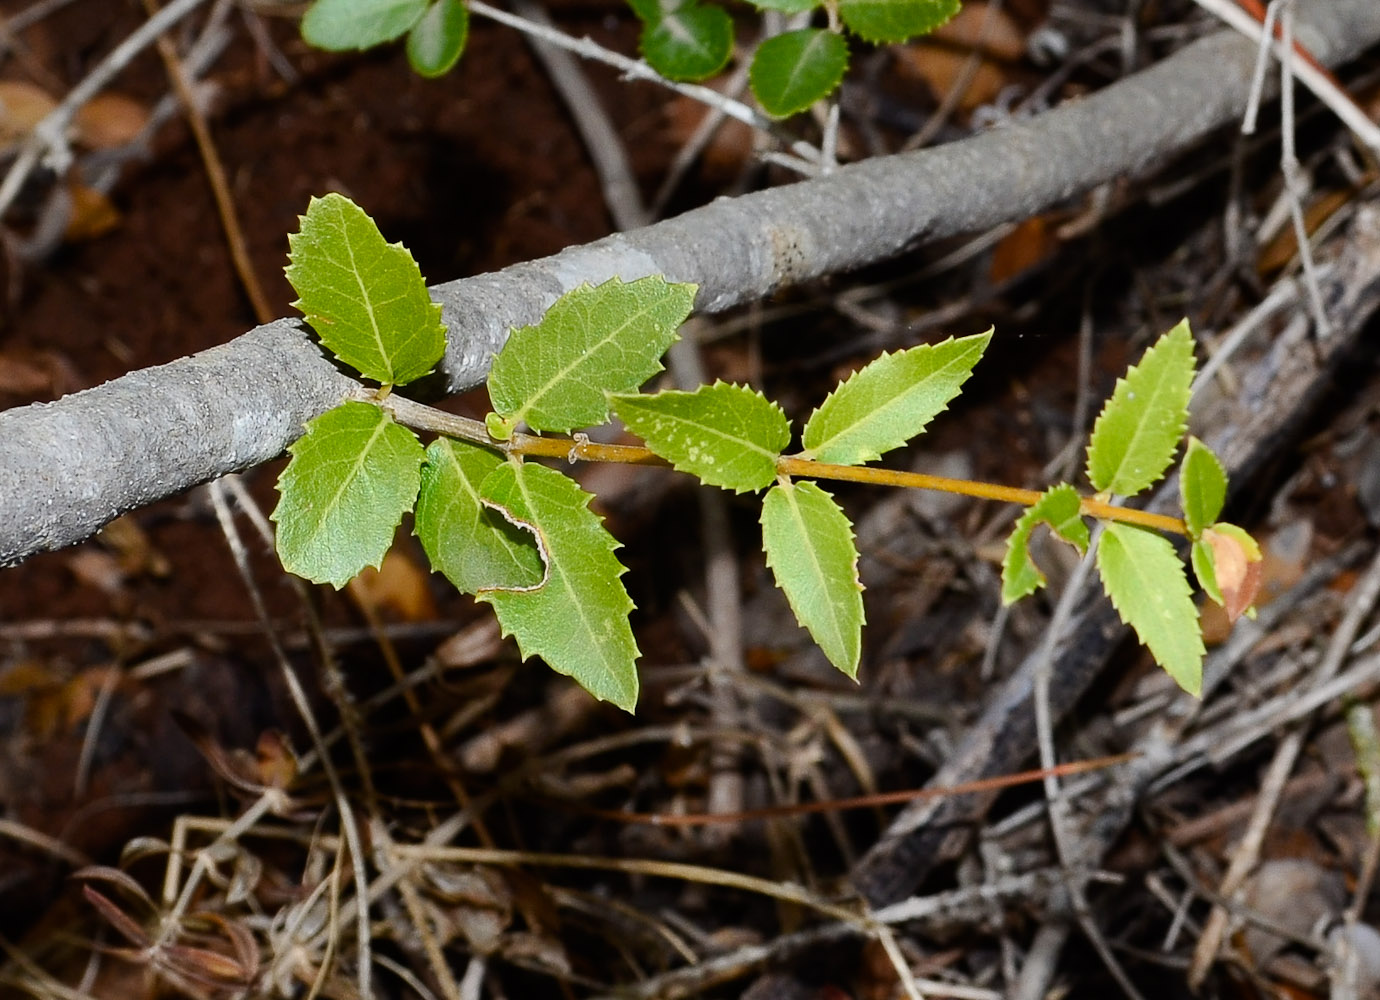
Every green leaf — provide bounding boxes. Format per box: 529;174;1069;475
761;481;864;677
626;0;662;22
1190;538;1222;606
610;382;790;493
750;29;849;119
1180;436;1226;539
406;0;469;78
1086;319;1196;497
745;0;819;13
801;332;990;465
1001;483;1089;604
415;439;544;594
273;401;424;589
837;0;959;43
302;0;429;50
487;276;695;434
1097;521;1204;696
478;462;640;711
286;192;445;386
640;5;734;82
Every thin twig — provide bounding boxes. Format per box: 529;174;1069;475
1187;542;1380;987
1188;0;1380;154
143;0;274;324
467;0;820;170
0;0;212;218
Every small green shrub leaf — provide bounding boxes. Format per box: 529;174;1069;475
302;0;429;50
750;29;849;119
640;4;734;82
273;401;424;589
1097;521;1204;696
1086;320;1195;497
1180;436;1226;539
837;0;959;43
610;382;790;492
406;0;469;78
286;192;445;386
478;462;640;711
487;276;695;434
801;331;990;465
1001;484;1089;604
415;439;544;594
745;0;819;13
1191;538;1222;607
762;481;864;677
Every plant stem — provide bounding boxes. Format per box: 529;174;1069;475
378;395;1189;537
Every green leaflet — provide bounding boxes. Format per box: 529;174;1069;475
1097;521;1204;696
302;0;430;51
486;276;696;437
273;401;424;589
639;4;734;81
1179;436;1226;539
802;332;990;466
406;0;469;78
837;0;959;43
1086;320;1196;497
1000;483;1089;605
610;382;790;493
761;481;864;677
1346;700;1380;836
750;29;850;119
286;193;445;386
414;439;545;594
744;0;818;13
478;462;640;712
1190;538;1222;606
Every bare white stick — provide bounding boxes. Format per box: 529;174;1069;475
1189;0;1380;154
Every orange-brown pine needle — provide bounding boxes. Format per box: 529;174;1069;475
595;752;1138;826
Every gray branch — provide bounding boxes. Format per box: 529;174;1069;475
3;0;1378;564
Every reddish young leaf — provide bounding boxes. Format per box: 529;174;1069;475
1204;524;1263;623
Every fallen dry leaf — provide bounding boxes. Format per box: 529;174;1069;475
0;80;57;148
64;182;121;242
348;547;438;621
73;92;150;150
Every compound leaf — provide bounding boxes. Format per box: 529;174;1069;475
487;276;696;434
640;4;734;81
802;331;990;465
762;481;864;677
1001;483;1088;604
750;29;849;119
286;192;445;386
273;401;424;589
415;439;544;594
610;381;790;493
1086;320;1195;497
1097;521;1204;696
406;0;469;78
837;0;959;43
302;0;429;50
478;462;640;712
1180;436;1226;539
